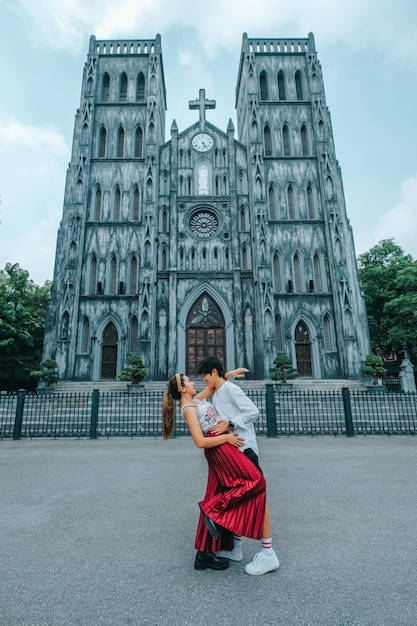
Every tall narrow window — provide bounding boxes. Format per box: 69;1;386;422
109;256;117;294
130;256;138;294
134;126;143;157
160;247;167;271
98;127;106;158
133;188;140;221
277;70;286;100
313;254;323;292
295;70;303;100
301;124;309;156
130;316;138;353
282;124;290;156
323;314;332;351
114;187;121;221
136;72;145;101
275;315;283;352
116;127;124;158
260;70;268;100
240;208;247;231
307;185;315;218
264;124;272;156
287;185;295;219
268;185;276;219
119;72;128;101
273;254;281;292
242;246;250;269
89;256;97;294
293;254;302;292
94;188;102;221
81;317;89;352
161;209;168;233
101;72;110;102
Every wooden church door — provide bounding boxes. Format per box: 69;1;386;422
101;322;118;379
295;320;312;377
186;294;226;377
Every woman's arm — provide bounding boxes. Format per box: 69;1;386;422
183;406;244;449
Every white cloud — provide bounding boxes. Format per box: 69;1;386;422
371;174;417;259
13;0;417;66
0;117;68;283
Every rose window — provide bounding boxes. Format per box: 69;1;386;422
189;210;219;238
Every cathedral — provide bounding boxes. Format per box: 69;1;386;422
43;32;370;381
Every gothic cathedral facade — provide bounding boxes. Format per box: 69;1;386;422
43;33;370;381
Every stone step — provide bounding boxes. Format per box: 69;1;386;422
53;378;366;394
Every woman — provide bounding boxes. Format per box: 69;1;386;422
162;372;267;572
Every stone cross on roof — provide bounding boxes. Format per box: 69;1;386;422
189;88;216;131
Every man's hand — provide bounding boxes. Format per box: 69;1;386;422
208;419;229;435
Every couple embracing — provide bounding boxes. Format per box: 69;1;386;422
162;356;279;576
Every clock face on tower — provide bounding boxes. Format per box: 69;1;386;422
191;133;214;152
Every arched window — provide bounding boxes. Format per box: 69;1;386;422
101;72;110;102
94;188;102;221
287;185;295;219
130;316;138;353
134;126;143;157
242;246;250;270
114;187;121;221
161;208;168;233
240;207;247;231
295;70;303;100
275;315;283;352
133;187;140;221
323;314;333;352
160;247;168;271
89;256;97;294
61;311;69;340
81;317;89;353
116;127;124;158
277;70;286;100
293;254;302;292
260;70;268;100
273;254;281;292
313;254;323;292
307;185;315;218
282;124;290;156
301;124;309;156
264;124;272;156
130;256;138;294
136;72;145;101
98;127;106;158
119;72;128;101
268;185;276;219
109;255;118;294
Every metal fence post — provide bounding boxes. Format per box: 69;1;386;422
13;389;26;440
90;389;99;439
265;383;278;437
342;387;354;437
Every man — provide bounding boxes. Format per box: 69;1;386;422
197;356;279;576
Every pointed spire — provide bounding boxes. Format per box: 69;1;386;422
170;119;178;132
227;118;235;132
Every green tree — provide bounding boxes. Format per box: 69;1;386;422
270;354;299;383
0;263;51;390
357;239;416;357
118;354;148;384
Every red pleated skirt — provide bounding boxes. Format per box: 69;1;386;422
194;441;266;552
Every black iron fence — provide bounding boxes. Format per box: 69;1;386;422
1;386;416;440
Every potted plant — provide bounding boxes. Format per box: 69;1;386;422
119;354;148;388
362;353;387;388
30;359;59;390
270;354;298;388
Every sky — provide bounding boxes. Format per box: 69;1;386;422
0;0;416;285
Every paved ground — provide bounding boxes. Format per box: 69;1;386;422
0;435;416;626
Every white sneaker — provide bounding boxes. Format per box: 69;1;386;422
245;549;280;575
215;546;243;562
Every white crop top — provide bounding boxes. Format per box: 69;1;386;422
181;399;218;433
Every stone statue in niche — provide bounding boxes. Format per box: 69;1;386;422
198;161;209;195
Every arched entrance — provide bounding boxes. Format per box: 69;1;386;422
295;320;312;377
101;321;118;379
186;293;226;376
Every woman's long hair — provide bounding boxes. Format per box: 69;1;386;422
162;374;183;440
